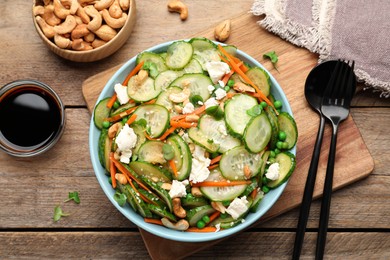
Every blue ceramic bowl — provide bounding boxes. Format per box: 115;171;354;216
89;40;296;242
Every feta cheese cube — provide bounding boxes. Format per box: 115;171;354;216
266;162;280;181
205;61;231;84
182;102;195;114
226;196;250;219
169;180;188;198
204;97;219;109
215;88;227;100
114;83;129;105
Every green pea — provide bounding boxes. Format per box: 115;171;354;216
260;101;268;108
202;215;210;224
262;185;270;193
274;100;283;109
122;116;128;124
196;220;206;229
274;148;281;155
224;86;231;92
282;142;289;149
113;101;120;109
227;79;235;87
278;131;287;141
276;141;284;149
222;200;231;207
268;157;276;164
269;151;276;158
102;121;110;129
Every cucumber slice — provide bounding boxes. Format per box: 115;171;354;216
181;194;208;208
137;140;166;164
186;205;216;227
243;113;272;153
129;161;172;183
266;152;296;188
259;151;270;179
136;52;168;74
167;134;192;180
110;102;136;117
190;38;220;70
165;41;193;70
98;129;111;173
132;124;146;155
210;215;242;229
148;204;177;222
245;67;270;97
250;188;265;213
198;115;241;153
183;58;203;73
133;104;170;138
169;73;212;102
220;146;263;181
166;135;183;171
93;97;111;129
127;76;160;102
155;86;182;114
223;45;237;56
278;112;298;149
264;106;279;150
139;175;173;212
230;73;244;85
188;127;220;153
224;94;258;137
116;182;138;212
126;184;153;218
155;70;183;91
200;169;247;201
138;189;166;208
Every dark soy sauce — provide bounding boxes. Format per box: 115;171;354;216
0;85;62;152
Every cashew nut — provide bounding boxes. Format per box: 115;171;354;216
172;198;187;218
84;5;103;31
185;114;199;123
78;0;96;6
119;0;130;11
42;5;62;26
211;201;227;213
101;8;127;29
109;0;123;18
214;19;231;42
161;218;189;231
191;187;203;197
84;32;95;42
54;15;77;35
54;34;72;49
36;16;56;38
94;0;115;11
115;173;127;185
60;0;80;14
91;38;106;48
43;0;51;5
161;183;172;190
71;23;90;40
233;82;255;93
108;122;122;138
169;89;190;103
134;69;149;86
167;0;188;21
94;24;117;41
33;5;45;16
72;38;93;51
76;6;91;24
53;0;71;19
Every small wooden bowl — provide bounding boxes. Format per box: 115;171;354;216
32;0;136;62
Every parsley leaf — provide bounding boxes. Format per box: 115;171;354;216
53;205;70;222
263;51;279;71
64;191;80;204
114;191;127;207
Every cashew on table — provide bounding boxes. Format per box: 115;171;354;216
34;0;131;51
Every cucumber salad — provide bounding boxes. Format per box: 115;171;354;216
93;38;297;232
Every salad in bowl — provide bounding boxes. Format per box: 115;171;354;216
90;38;297;242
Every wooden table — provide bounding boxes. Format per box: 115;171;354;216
1;1;389;259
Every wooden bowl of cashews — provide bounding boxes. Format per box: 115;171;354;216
32;0;136;62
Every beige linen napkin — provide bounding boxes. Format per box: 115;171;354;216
251;0;390;97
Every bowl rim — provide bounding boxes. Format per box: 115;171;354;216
32;0;136;56
89;39;296;242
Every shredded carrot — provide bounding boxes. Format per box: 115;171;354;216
231;56;248;72
170;105;206;121
109;153;117;189
128;178;158;206
191;180;252;187
251;187;258;200
170;119;197;129
169;159;178;178
110;155;151;192
210;155;222;165
208;164;219;170
217;45;275;110
221;70;234;85
144;218;163;226
226;92;239;99
122;61;145;86
126;113;137;125
208;211;221;223
105;106;138;122
187;227;219;232
106;93;117;109
146;126;177;141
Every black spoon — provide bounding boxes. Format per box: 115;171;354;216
292;60;340;259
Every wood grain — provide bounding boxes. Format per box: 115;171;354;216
81;12;375;259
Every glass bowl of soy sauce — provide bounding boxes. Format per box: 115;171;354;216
0;80;65;157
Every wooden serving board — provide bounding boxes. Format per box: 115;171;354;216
82;12;374;260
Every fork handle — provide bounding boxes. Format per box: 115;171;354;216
315;123;339;260
292;115;326;260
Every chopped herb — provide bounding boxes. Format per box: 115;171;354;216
263;51;279;71
207;139;214;144
53;205;70;222
135;118;147;128
114;191;127;207
142;61;158;78
64;191;80;204
246;104;263;117
189;95;203;106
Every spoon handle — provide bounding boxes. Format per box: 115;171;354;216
292;115;326;260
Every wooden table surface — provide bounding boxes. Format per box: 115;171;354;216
1;1;389;259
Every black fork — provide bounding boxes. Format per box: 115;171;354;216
316;59;356;259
